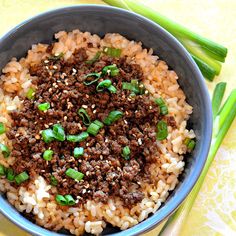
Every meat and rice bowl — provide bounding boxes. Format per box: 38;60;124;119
0;29;196;235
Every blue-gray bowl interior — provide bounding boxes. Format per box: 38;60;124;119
0;5;212;236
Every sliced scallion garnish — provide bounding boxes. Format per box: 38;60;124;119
65;168;84;181
85;51;101;65
73;147;84;158
48;52;64;61
87;122;101;136
155;97;168;115
38;102;50;111
43;150;53;161
0;122;6;135
41;129;55;143
55;194;67;206
156;120;168;140
107;85;117;93
103;110;124;125
6;168;15;181
83;73;101;85
66;132;89;142
50;175;58;186
96;79;112;92
102;64;119;76
15;171;29;185
103;47;121;57
78;108;91;126
53;124;65;141
64;195;76;206
26;88;35;100
0;164;5;176
122;146;131;160
0;144;10;158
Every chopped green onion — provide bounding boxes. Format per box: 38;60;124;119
0;164;5;176
96;79;112;92
103;110;124;125
85;51;101;65
187;140;196;150
38;102;50;111
50;175;58;186
0;144;10;158
64;195;76;206
15;171;29;185
65;168;84;181
41;129;55;143
122;80;146;95
6;168;15;181
83;73;101;85
0;122;6;135
93;120;104;128
122;146;131;160
87;122;101;136
156;120;168;140
78;108;91;126
103;47;121;57
43;150;53;161
48;52;64;61
66;132;89;142
184;138;191;145
107;85;117;93
53;124;65;141
73;147;84;158
55;194;67;206
102;64;119;76
26;87;35;100
155;97;168;115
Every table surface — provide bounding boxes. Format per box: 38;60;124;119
0;0;236;235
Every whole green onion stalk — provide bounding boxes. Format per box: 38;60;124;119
103;0;228;81
159;85;236;236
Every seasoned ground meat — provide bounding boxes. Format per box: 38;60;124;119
7;48;163;206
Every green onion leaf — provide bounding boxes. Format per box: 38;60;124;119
73;147;84;158
53;124;65;141
38;102;50;111
85;51;101;65
155;97;168;115
107;85;117;93
55;194;67;206
41;129;55;143
64;195;76;206
96;79;112;92
187;140;196;150
6;168;15;181
83;73;101;85
103;47;121;57
87;122;101;136
122;146;131;160
102;64;119;76
43;150;53;161
93;120;104;128
26;87;35;100
66;132;89;142
156;120;168;140
0;164;5;176
103;110;124;125
50;175;58;186
0;144;10;158
15;171;29;185
78;108;91;126
48;52;64;61
65;168;84;181
0;122;6;135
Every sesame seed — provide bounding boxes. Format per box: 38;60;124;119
100;155;103;160
105;138;108;143
45;66;49;70
139;84;144;88
44;124;49;128
65;82;69;86
54;85;58;88
53;65;57;70
85;94;89;99
44;60;49;63
86;171;90;176
15;133;20;137
149;106;153;109
49;88;52;92
138;138;142;145
125;111;129;115
41;170;45;172
86;143;89;147
82;105;88;109
82;189;86;194
63;90;68;94
93;109;97;114
145;90;149;94
127;98;132;101
91;104;95;109
75;200;79;204
54;53;60;56
64;116;67;121
137;181;141;185
35;134;40;139
124;120;128;124
72;68;77;73
135;110;138;113
62;72;67;77
78;123;82;130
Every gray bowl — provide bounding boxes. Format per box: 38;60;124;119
0;5;212;236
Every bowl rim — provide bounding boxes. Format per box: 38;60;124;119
0;4;212;236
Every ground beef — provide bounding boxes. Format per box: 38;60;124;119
7;48;163;206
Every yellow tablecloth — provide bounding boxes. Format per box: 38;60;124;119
0;0;236;235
